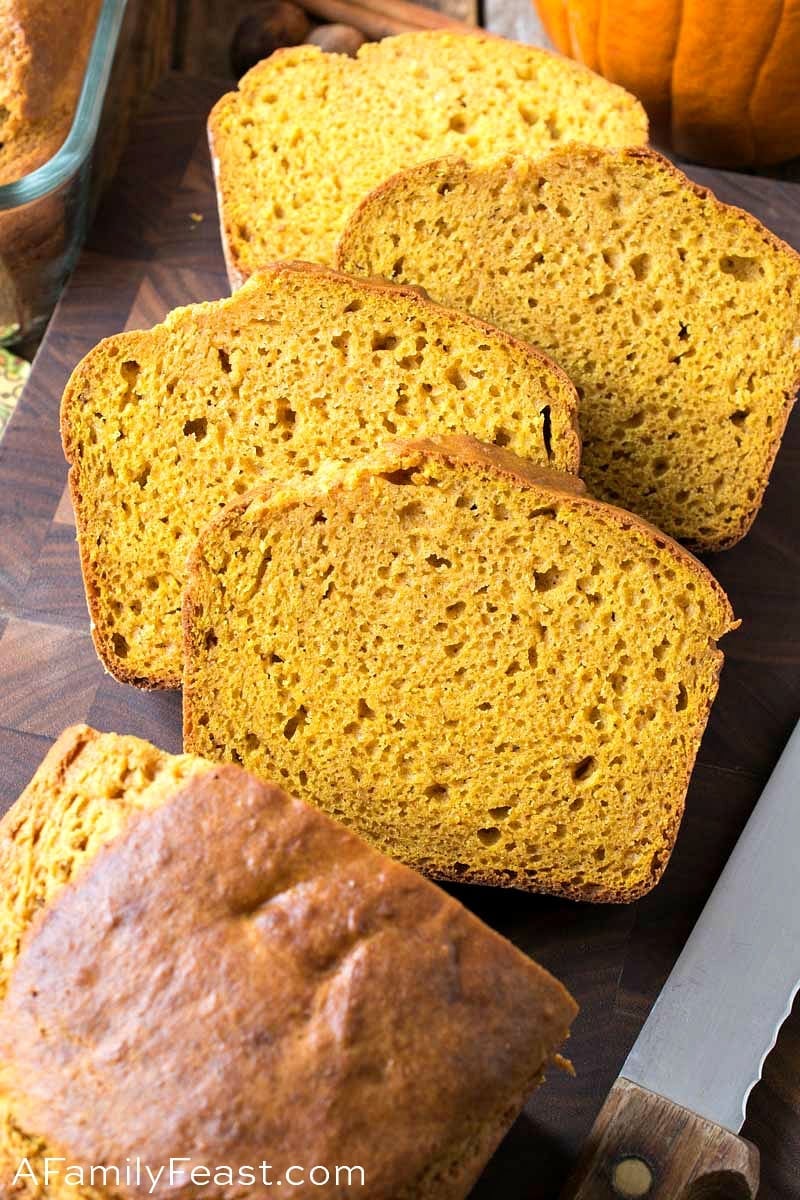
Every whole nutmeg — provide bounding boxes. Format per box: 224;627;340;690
230;2;312;77
307;23;366;56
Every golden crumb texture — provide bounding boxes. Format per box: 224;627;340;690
338;147;800;551
184;434;737;903
60;261;579;690
0;724;576;1200
208;31;648;281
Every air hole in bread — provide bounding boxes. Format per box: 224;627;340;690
283;706;307;740
529;507;556;521
424;782;448;798
183;418;208;441
381;468;416;487
398;501;423;527
719;254;762;282
445;365;467;390
571;755;597;782
477;827;501;846
251;550;273;596
533;565;561;592
111;633;129;658
630;253;651;281
276;399;295;430
541;405;552;457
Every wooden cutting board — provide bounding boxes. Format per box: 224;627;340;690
0;74;798;1199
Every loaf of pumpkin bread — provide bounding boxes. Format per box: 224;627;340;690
338;147;800;550
184;435;737;902
0;725;577;1200
208;30;648;285
61;262;579;690
0;0;102;183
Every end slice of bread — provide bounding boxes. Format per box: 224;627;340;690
184;434;737;903
208;30;648;283
338;147;800;551
0;725;576;1200
60;262;579;690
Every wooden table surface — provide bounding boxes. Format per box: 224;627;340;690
0;74;798;1199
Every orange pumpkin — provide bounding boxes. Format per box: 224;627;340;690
534;0;800;166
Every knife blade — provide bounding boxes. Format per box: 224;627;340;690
561;718;800;1199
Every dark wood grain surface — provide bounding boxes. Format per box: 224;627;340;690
0;74;798;1199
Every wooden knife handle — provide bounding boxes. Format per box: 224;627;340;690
560;1078;759;1199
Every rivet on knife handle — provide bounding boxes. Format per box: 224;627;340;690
560;1078;759;1199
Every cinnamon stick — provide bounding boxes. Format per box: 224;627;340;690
299;0;474;38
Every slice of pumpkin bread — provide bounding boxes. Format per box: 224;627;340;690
183;435;737;903
338;147;800;550
208;30;648;284
61;262;579;690
0;726;576;1200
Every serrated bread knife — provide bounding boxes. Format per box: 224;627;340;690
561;719;800;1199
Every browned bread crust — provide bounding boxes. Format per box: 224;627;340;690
184;434;737;902
0;725;576;1199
